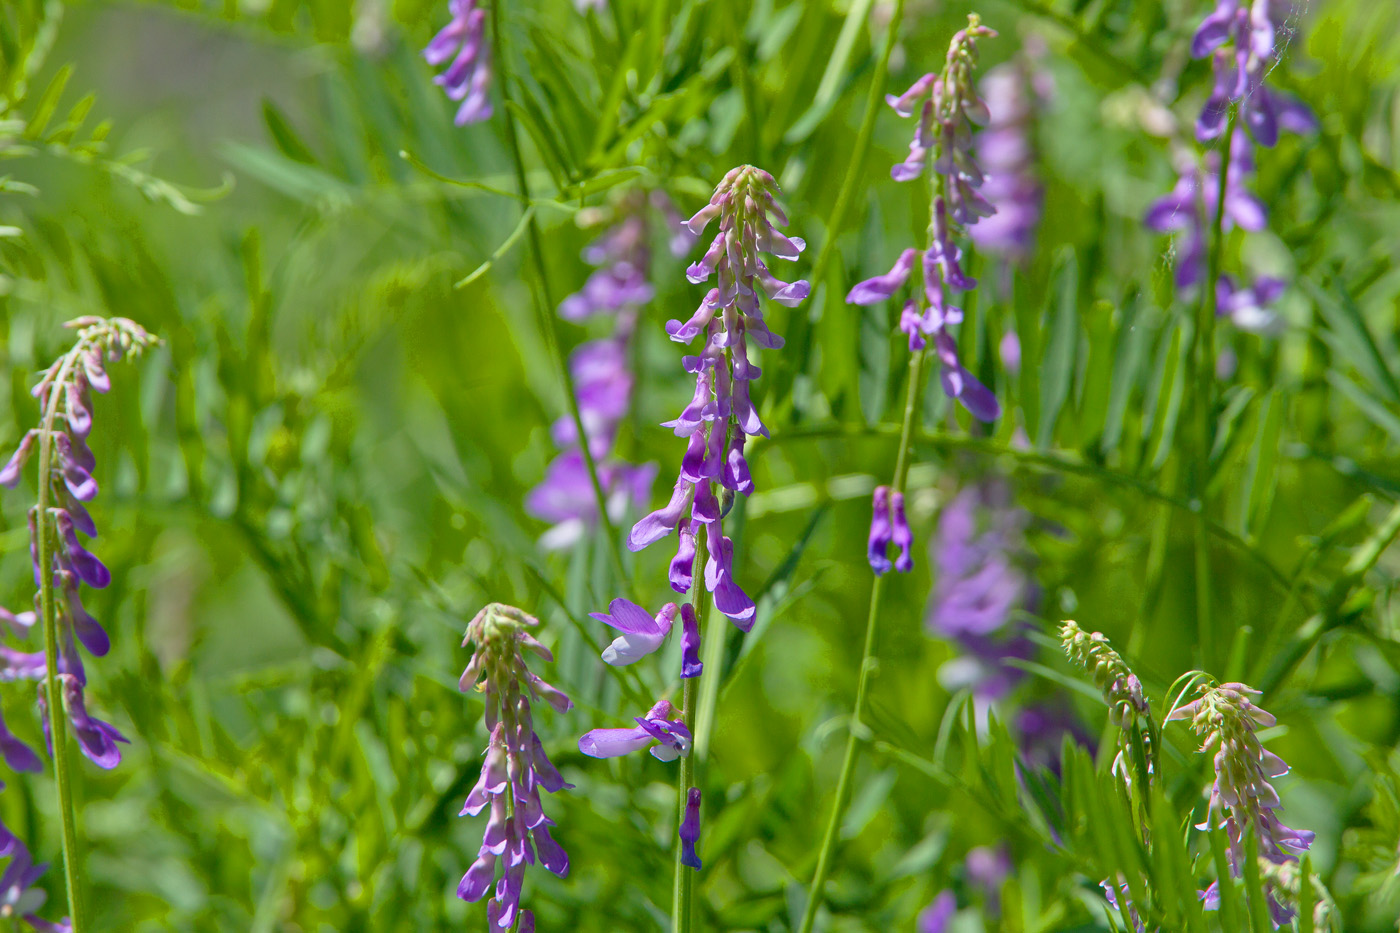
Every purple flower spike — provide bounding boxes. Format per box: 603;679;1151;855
890;491;914;573
868;486;893;575
424;1;493;125
680;603;703;679
918;890;957;933
456;604;572;926
590;598;677;666
679;787;702;870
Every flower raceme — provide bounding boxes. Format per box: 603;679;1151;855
627;165;809;629
1168;681;1314;924
0;316;157;933
854;15;1000;576
424;0;493;125
456;604;573;932
526;190;688;551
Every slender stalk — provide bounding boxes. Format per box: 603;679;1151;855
672;531;710;933
489;0;630;591
797;348;928;933
1192;112;1237;669
35;348;86;932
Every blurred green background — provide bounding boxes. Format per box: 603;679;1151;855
2;0;1400;929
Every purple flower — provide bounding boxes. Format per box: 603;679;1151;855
680;603;703;678
679;787;702;870
890;491;913;573
628;166;805;630
1217;274;1286;333
1168;681;1314;923
868;486;894;575
424;0;493;125
928;483;1034;701
589;598;677;666
579;699;692;761
0;710;40;774
0;842;69;931
3;318;158;782
456;604;573;928
846;249;919;305
1186;0;1314;148
970;58;1050;262
917;890;957;933
856;21;1002;438
1144;136;1268;294
1101;879;1146;933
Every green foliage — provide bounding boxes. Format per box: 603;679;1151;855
1;0;1399;930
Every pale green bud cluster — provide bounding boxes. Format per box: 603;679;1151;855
1060;620;1149;729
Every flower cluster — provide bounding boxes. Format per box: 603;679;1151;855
1060;621;1149;731
851;15;1000;428
970;50;1052;263
578;165;806;876
1190;0;1314;148
423;0;492;126
2;317;158;766
0;833;69;933
1144;1;1316;333
526;190;689;550
0;316;156;933
456;604;573;932
628;164;808;626
1167;681;1314;925
854;17;1000;576
928;483;1035;703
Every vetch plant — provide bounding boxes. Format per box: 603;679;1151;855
1168;681;1315;925
577;163;808;932
0;316;159;933
800;17;1000;932
456;603;573;932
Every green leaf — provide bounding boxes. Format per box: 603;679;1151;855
1305;278;1400;403
21;61;70;139
1144;325;1185;471
1038;252;1079;449
1327;369;1400;445
261;98;319;165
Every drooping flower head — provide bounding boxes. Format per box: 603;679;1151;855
628;165;808;630
1;316;159;772
456;604;573;931
1060;621;1150;731
423;0;493;125
1167;680;1314;924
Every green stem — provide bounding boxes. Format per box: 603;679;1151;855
35;348;86;932
1192;112;1236;670
797;349;927;933
489;0;630;592
673;531;710;933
